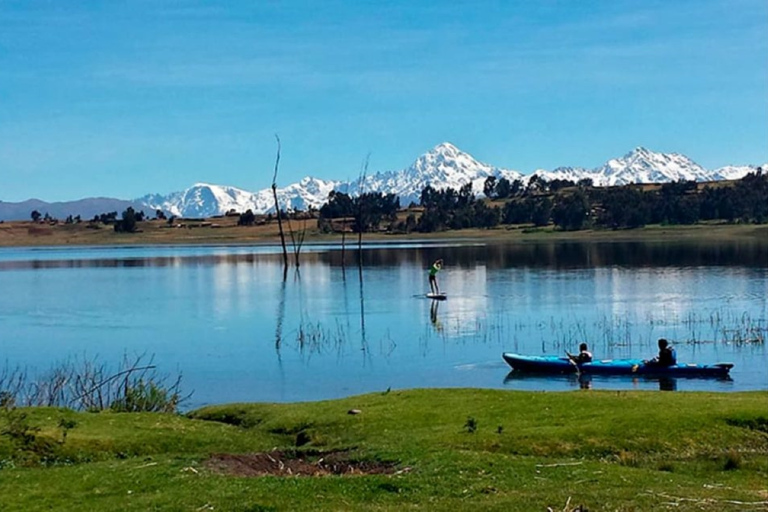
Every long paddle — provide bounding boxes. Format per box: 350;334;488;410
565;351;581;374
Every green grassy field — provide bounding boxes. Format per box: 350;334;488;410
1;389;767;511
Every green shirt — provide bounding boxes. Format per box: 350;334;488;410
429;263;441;276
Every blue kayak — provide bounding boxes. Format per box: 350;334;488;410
502;353;733;377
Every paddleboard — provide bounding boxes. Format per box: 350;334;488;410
426;292;447;300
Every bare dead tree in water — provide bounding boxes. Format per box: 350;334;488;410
286;211;308;268
341;178;350;273
358;254;368;356
356;154;370;268
271;135;289;270
341;220;347;274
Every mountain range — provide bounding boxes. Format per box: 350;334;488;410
1;143;763;220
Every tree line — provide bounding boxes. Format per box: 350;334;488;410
316;169;767;233
30;170;766;235
316;191;400;233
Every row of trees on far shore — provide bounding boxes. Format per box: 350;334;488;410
316;191;400;233
317;169;767;233
29;169;766;235
30;208;171;233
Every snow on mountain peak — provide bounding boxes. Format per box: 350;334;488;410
593;146;708;185
136;143;760;217
627;146;652;157
423;143;508;181
345;142;523;204
431;141;460;154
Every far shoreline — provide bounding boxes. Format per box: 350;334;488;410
1;218;767;249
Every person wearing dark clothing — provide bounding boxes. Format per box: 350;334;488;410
646;338;677;366
567;343;593;364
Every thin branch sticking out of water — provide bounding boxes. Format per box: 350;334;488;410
0;353;189;412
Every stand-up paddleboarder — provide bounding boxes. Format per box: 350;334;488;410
428;259;443;294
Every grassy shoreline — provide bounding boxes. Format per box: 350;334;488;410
1;218;766;248
1;389;767;511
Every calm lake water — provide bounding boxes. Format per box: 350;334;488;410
1;239;766;408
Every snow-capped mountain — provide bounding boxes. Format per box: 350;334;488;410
344;142;522;205
531;166;591;183
140;183;264;218
3;143;759;221
138;143;523;216
592;147;709;185
134;143;764;218
138;177;340;218
280;176;343;211
709;165;762;181
532;147;761;187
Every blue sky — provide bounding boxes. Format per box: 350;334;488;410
1;0;766;202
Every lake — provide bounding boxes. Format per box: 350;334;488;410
0;239;766;408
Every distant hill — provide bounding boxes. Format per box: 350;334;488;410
0;198;146;222
2;143;763;220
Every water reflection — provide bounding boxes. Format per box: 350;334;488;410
430;300;443;333
0;240;764;406
274;272;287;352
2;239;767;271
658;377;677;392
503;371;734;391
324;240;768;269
358;264;369;359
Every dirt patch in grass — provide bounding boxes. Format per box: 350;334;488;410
205;450;398;477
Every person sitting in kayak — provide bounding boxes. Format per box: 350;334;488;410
645;338;677;366
567;343;593;364
428;259;443;294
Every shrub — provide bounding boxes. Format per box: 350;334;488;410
110;380;180;413
0;354;188;412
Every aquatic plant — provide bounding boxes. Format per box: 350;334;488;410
0;353;188;413
286;308;765;361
